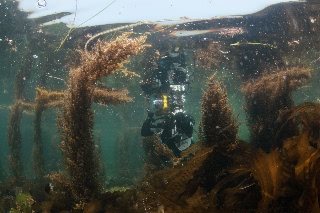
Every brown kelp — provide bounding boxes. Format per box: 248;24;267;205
7;102;25;180
33;88;64;180
92;87;133;105
194;41;224;70
131;72;241;212
241;66;311;152
33;86;132;182
208;103;320;212
199;72;238;147
23;54;320;213
194;70;310;212
59;33;147;203
7;51;33;180
239;102;320;212
137;145;214;213
282;102;320;212
249;148;295;212
195;72;242;204
141;135;175;172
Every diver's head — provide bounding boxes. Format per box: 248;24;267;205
169;46;181;58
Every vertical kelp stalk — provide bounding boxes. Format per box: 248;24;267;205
190;72;240;197
33;104;45;180
7;51;33;180
33;87;130;182
241;66;311;152
33;88;64;180
200;72;238;146
60;33;147;203
62;71;96;202
7;103;24;180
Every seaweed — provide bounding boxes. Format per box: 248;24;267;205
194;41;224;70
59;33;147;203
282;102;320;212
7;102;25;180
131;73;241;212
33;88;65;181
199;72;239;147
141;135;175;173
241;66;311;152
135;145;214;212
208;102;320;212
32;86;132;182
250;149;296;212
6;47;34;180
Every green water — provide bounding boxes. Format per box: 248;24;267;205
1;0;320;211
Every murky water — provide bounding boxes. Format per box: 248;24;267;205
1;1;320;212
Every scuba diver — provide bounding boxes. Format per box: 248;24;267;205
140;47;195;157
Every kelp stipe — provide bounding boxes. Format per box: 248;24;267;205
199;72;238;147
59;33;147;203
241;66;311;152
7;50;33;180
33;88;64;181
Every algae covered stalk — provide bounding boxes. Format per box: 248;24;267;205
7;102;24;180
60;33;147;202
241;66;311;152
7;50;33;180
200;72;238;146
33;88;65;181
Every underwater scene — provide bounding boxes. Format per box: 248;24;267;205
1;0;320;212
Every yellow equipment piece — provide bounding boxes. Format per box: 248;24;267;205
230;41;276;48
163;95;168;109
